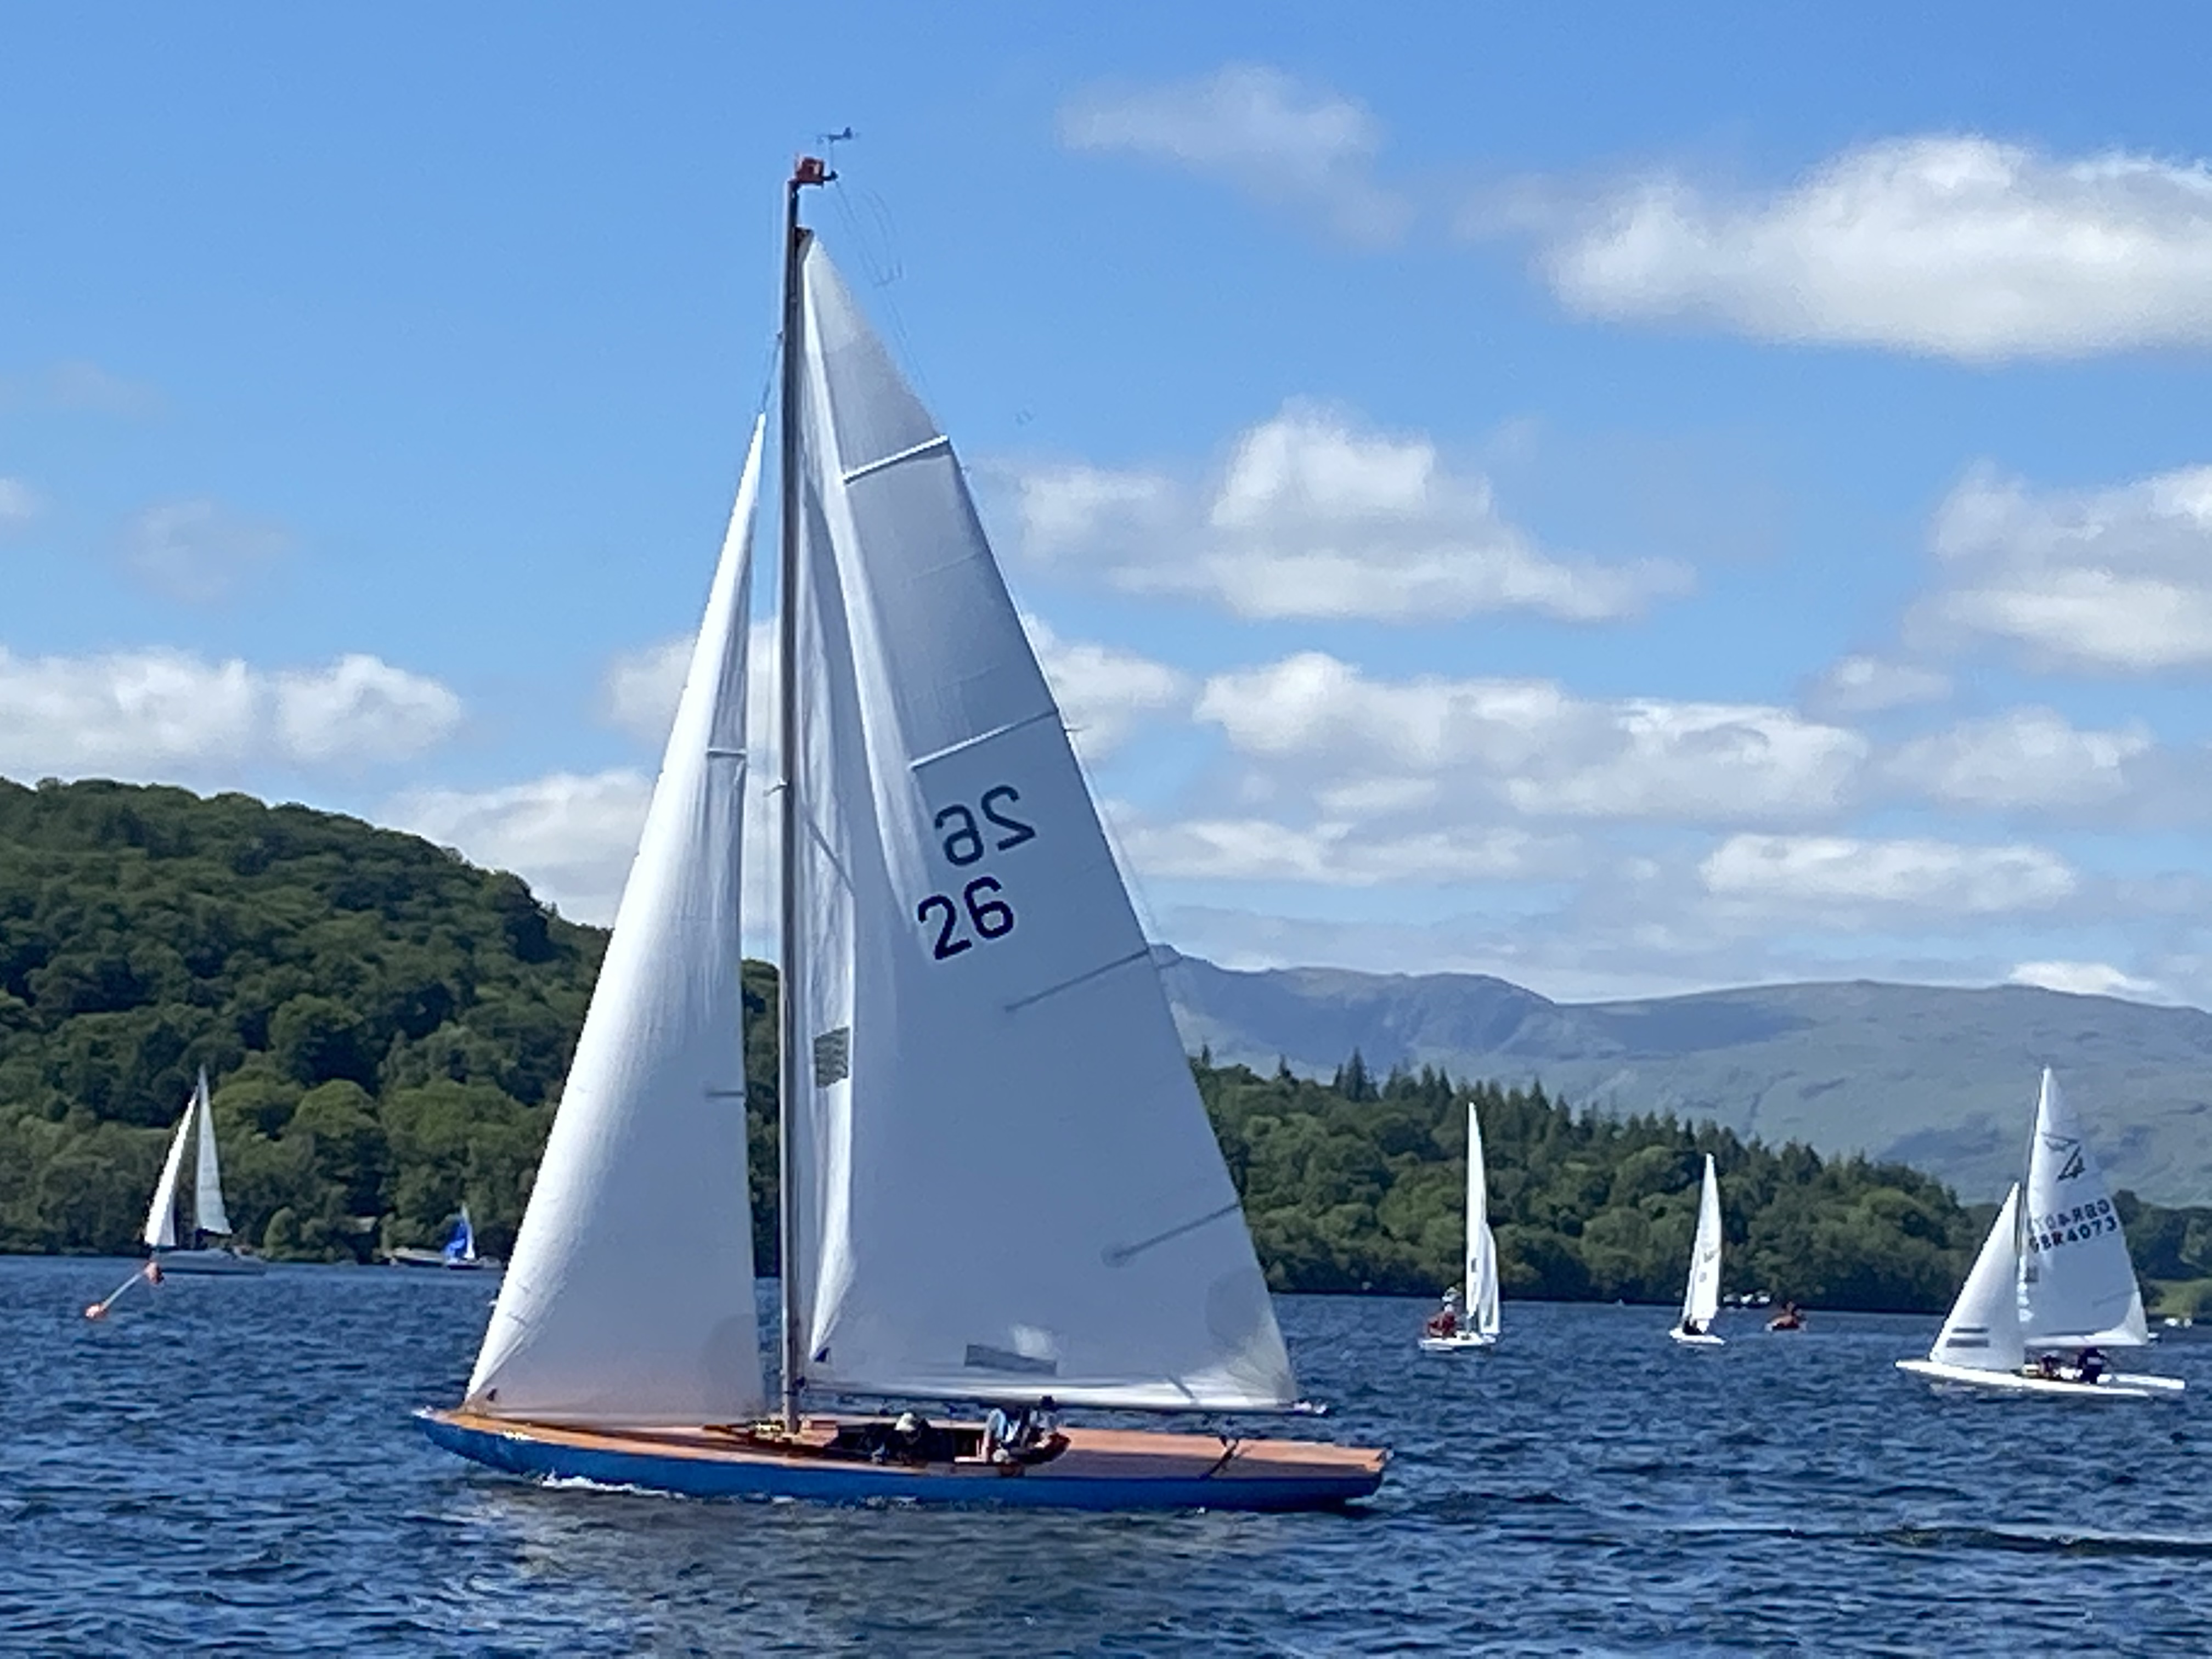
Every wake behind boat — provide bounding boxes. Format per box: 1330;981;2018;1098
143;1069;264;1277
1668;1154;1724;1346
1898;1069;2182;1401
418;160;1387;1511
1419;1100;1500;1352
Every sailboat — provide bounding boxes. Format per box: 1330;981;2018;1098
144;1068;266;1276
388;1205;501;1272
1667;1154;1724;1346
1898;1069;2183;1399
1419;1101;1500;1351
416;160;1388;1509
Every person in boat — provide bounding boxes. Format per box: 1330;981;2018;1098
2032;1352;2061;1380
1679;1318;1708;1338
1425;1288;1462;1338
1767;1301;1805;1331
2075;1346;2107;1384
983;1396;1066;1465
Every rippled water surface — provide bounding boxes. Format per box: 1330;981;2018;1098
6;1257;2210;1656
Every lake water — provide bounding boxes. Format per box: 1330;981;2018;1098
5;1256;2209;1656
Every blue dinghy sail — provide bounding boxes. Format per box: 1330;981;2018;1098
419;160;1387;1509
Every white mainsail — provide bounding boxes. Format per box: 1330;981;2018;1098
467;421;766;1427
2018;1068;2147;1349
1464;1102;1500;1339
190;1068;232;1237
1925;1183;2027;1374
144;1088;195;1250
1678;1154;1723;1332
785;241;1296;1411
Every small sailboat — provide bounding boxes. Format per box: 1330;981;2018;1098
144;1068;266;1276
1899;1069;2183;1399
388;1205;501;1271
1419;1101;1500;1352
417;160;1387;1510
1667;1154;1724;1346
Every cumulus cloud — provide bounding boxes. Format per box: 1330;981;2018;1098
387;771;652;925
1111;808;1560;888
1804;653;1951;716
2007;959;2164;999
123;498;292;602
0;646;460;778
1020;616;1189;760
1058;64;1409;244
1196;651;1865;826
1909;461;2212;672
1007;403;1689;624
0;478;38;535
1887;708;2153;810
1523;135;2212;360
1701;833;2076;914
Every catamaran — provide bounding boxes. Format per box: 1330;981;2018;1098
1667;1154;1724;1346
1419;1101;1500;1351
416;160;1387;1509
144;1068;265;1276
1898;1069;2183;1400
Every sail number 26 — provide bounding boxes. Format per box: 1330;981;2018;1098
917;786;1035;960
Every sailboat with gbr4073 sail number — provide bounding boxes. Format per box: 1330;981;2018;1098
416;159;1387;1509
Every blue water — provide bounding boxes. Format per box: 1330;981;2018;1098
5;1257;2209;1656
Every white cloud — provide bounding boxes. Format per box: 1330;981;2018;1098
1912;462;2212;672
600;636;696;747
0;646;461;778
2006;959;2164;999
0;478;38;535
1887;708;2152;810
1701;833;2076;914
123;498;292;602
1196;652;1865;826
1804;654;1951;715
1007;403;1689;624
1058;64;1409;244
387;770;651;925
1112;809;1558;888
1528;135;2212;360
1020;616;1189;760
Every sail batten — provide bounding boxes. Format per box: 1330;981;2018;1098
465;420;767;1427
785;243;1297;1412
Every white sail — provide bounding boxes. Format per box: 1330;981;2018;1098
2018;1068;2148;1348
144;1090;194;1250
467;420;766;1427
1678;1154;1723;1331
190;1068;231;1237
1926;1184;2027;1373
785;241;1296;1411
1464;1103;1500;1339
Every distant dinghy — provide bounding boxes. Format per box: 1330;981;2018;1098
1419;1101;1500;1352
144;1069;265;1276
387;1205;501;1272
1668;1154;1725;1346
1898;1069;2183;1400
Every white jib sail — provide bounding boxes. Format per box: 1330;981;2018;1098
2017;1068;2148;1349
190;1068;232;1237
466;420;767;1427
1465;1102;1500;1339
144;1087;195;1250
786;241;1296;1410
1927;1183;2026;1373
1679;1154;1723;1331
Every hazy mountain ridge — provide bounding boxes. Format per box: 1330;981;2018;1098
1157;950;2212;1205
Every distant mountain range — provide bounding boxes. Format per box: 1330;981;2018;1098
1156;949;2212;1206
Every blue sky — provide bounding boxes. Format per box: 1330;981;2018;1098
9;5;2212;1003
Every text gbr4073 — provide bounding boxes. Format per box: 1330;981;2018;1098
916;785;1035;960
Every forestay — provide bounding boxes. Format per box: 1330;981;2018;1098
190;1069;231;1237
1679;1154;1723;1331
1927;1184;2026;1373
144;1087;194;1250
2018;1068;2147;1349
785;243;1297;1410
467;422;766;1427
1465;1103;1500;1339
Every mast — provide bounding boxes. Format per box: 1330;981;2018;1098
777;154;832;1430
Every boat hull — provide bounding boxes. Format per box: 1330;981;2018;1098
153;1248;267;1277
385;1249;501;1272
1895;1358;2183;1400
417;1409;1387;1511
1417;1332;1498;1352
1668;1329;1724;1347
